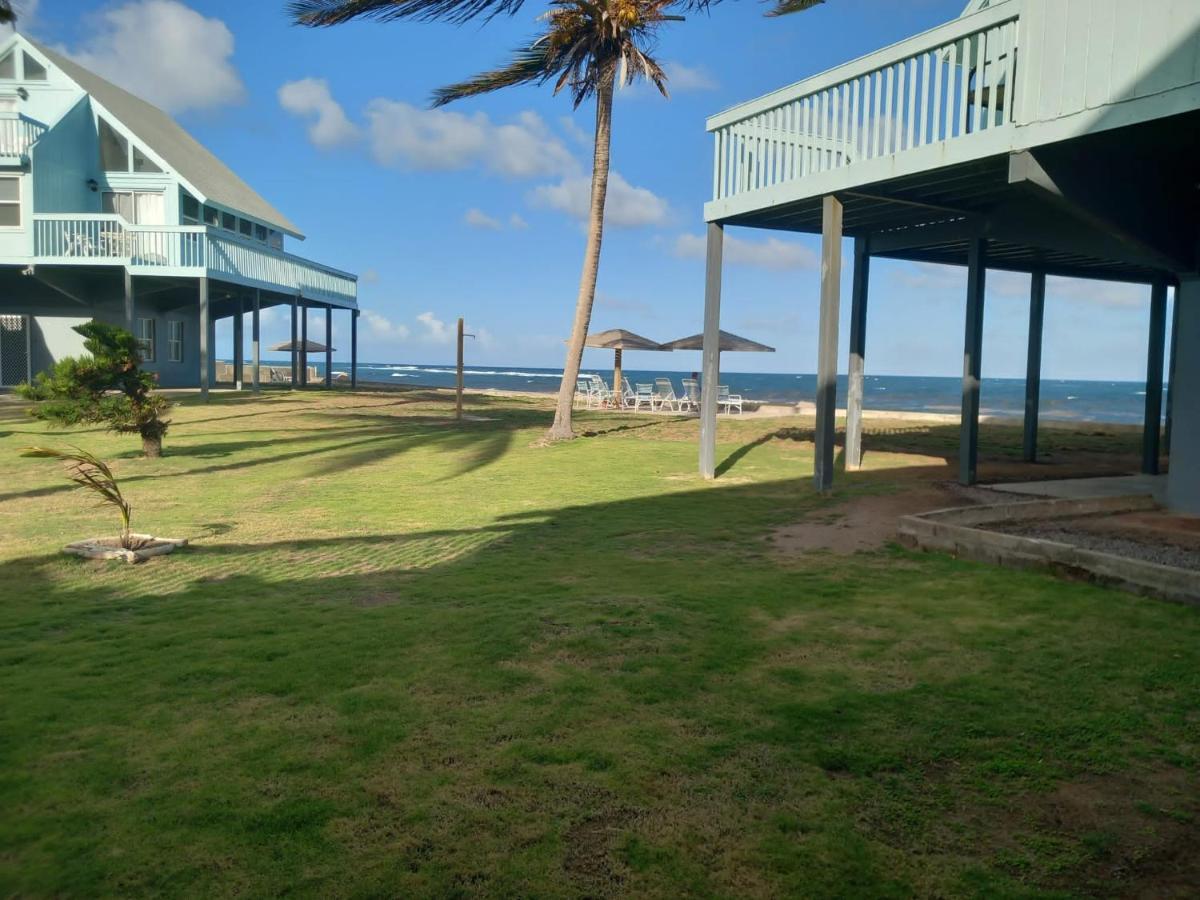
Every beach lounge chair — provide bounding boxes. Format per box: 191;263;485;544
678;378;700;412
590;375;615;408
653;378;678;412
576;378;593;407
718;385;743;414
633;383;655;412
620;377;636;409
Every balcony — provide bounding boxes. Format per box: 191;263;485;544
0;114;48;158
706;0;1020;219
31;214;357;307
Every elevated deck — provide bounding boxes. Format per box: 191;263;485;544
29;214;357;307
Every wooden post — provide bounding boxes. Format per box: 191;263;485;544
350;309;358;389
251;289;261;393
1023;270;1046;462
233;298;244;390
290;294;298;386
1142;280;1168;475
456;316;465;420
612;347;623;409
960;238;987;485
299;298;308;388
845;236;870;471
814;194;843;492
124;268;134;333
1165;286;1180;455
198;277;209;400
325;306;333;388
699;223;723;478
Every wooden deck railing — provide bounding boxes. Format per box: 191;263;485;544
32;214;357;305
0;115;48;157
708;1;1021;201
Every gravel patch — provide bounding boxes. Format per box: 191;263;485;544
991;521;1200;572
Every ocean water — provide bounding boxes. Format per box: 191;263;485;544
305;361;1161;425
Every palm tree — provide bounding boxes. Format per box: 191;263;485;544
290;0;824;440
0;2;16;25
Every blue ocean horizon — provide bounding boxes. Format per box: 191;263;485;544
282;360;1162;426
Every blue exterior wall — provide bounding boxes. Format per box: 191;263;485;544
30;96;99;215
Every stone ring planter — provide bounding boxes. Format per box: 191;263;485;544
64;534;188;564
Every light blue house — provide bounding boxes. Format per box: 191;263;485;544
0;33;358;393
697;0;1200;514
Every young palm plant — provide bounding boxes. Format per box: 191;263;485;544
290;0;824;440
21;447;134;549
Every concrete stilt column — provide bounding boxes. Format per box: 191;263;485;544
124;269;135;334
1023;270;1046;463
845;236;870;471
300;299;308;388
325;306;333;388
290;295;298;386
351;309;358;389
960;238;987;486
233;299;244;390
1165;287;1179;453
814;194;843;492
1142;280;1168;475
699;222;723;479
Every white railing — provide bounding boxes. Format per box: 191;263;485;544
0;115;47;157
32;215;356;304
709;1;1021;201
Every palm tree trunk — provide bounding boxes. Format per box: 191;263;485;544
545;68;615;442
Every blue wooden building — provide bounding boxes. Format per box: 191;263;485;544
0;33;358;393
696;0;1200;514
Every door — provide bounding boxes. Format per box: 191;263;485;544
0;314;30;387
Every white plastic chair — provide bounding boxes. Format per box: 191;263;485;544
718;385;743;414
678;378;700;412
633;383;655;412
653;378;678;412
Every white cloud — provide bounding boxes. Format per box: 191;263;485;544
672;232;818;270
278;78;359;149
60;0;244;113
365;101;576;178
464;208;502;230
509;213;529;230
362;310;409;340
529;171;668;228
360;268;380;285
416;311;452;343
559;115;591;146
664;61;718;92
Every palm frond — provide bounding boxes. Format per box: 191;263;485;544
22;446;133;546
288;0;527;26
431;43;554;107
765;0;825;18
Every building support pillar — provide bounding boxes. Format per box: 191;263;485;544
1165;286;1180;454
233;298;244;390
198;277;209;400
123;269;135;334
699;222;723;479
290;294;298;386
1023;269;1046;463
251;289;261;393
845;236;869;471
351;309;358;389
960;238;987;485
325;305;333;388
814;194;843;492
299;298;309;388
1142;280;1168;475
1166;277;1199;514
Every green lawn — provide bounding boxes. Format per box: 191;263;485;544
0;389;1196;897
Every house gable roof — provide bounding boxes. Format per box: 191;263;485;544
22;36;302;238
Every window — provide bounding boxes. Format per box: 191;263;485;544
268;230;283;251
0;51;14;80
98;118;128;171
136;318;155;362
181;192;200;224
221;211;236;231
22;53;46;81
238;218;252;237
132;146;161;173
254;224;268;242
102;190;164;225
0;176;20;227
203;205;219;227
167;320;183;363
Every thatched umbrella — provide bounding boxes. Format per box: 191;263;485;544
268;339;335;353
659;330;775;354
583;329;668;405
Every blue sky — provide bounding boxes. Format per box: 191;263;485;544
28;0;1172;380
